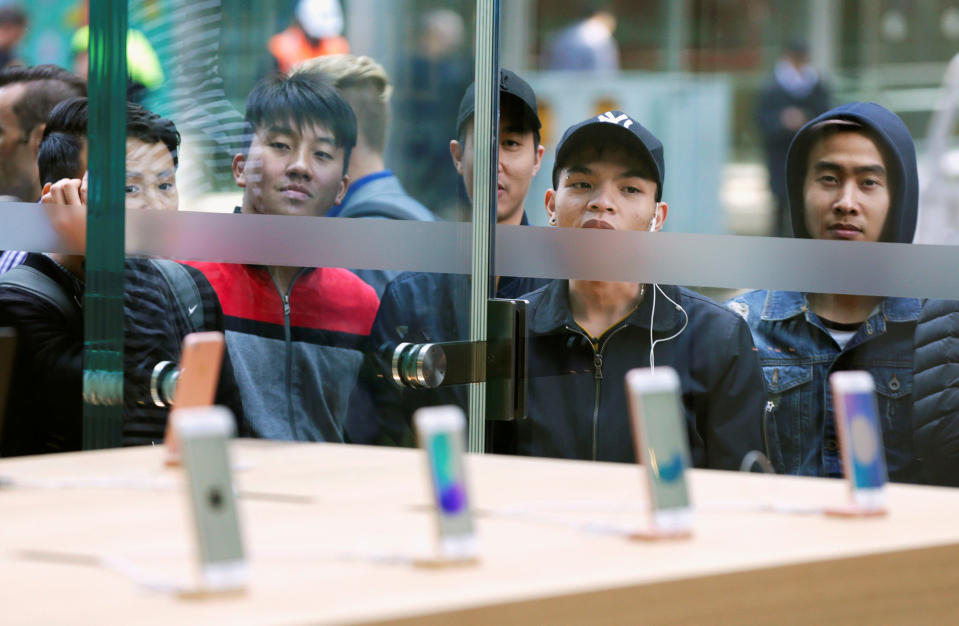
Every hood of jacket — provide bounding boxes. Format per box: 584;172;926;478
786;102;918;243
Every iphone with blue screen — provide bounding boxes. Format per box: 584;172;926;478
413;406;476;559
626;367;693;534
830;371;887;511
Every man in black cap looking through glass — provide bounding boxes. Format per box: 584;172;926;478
513;111;767;469
346;69;549;447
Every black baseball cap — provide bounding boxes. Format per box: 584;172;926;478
551;111;665;201
456;69;541;137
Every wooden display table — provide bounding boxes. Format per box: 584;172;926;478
1;440;958;624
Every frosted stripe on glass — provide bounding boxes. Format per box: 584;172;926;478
5;204;959;299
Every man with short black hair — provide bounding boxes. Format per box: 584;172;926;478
513;111;766;468
187;71;379;442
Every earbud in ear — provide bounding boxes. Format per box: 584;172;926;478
648;217;656;232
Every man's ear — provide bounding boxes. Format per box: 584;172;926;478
651;201;669;231
449;140;463;174
544;188;556;223
232;153;247;187
333;174;350;205
531;144;545;177
27;123;45;156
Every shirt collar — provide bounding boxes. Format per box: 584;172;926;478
529;280;684;335
760;290;921;323
881;296;922;322
760;291;808;321
330;170;394;217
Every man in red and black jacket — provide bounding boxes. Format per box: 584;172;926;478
188;72;378;442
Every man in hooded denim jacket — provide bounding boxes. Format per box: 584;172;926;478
726;102;921;482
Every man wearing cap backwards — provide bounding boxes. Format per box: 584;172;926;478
513;111;766;469
345;69;549;447
726;103;921;482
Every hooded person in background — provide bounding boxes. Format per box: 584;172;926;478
266;0;349;76
727;102;920;482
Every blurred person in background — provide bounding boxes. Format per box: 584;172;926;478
393;8;470;221
70;25;164;103
0;99;243;456
756;41;831;237
0;6;26;69
728;103;920;482
293;54;436;297
266;0;348;75
542;3;620;72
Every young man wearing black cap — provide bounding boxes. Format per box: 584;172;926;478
346;69;549;446
449;68;545;227
513;111;766;469
727;103;921;482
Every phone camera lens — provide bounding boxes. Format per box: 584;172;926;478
208;487;223;510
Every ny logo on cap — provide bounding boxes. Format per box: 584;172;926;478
597;111;634;129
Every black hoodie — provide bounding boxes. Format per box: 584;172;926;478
785;101;918;244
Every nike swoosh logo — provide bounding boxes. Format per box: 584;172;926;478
188;304;198;315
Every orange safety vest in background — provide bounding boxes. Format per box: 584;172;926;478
268;26;350;73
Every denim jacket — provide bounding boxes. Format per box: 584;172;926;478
726;290;920;481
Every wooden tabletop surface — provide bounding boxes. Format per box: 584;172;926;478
1;440;958;624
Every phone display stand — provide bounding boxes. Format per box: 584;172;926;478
164;409;184;467
177;585;248;599
823;503;888;518
412;554;480;569
628;527;693;542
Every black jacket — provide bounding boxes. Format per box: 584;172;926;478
514;280;768;469
913;298;959;486
0;254;242;456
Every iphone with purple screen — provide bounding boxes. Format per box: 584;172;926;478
830;371;887;512
414;406;476;559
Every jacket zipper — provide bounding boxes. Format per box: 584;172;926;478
282;292;295;438
762;400;775;467
269;271;297;439
567;322;629;461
